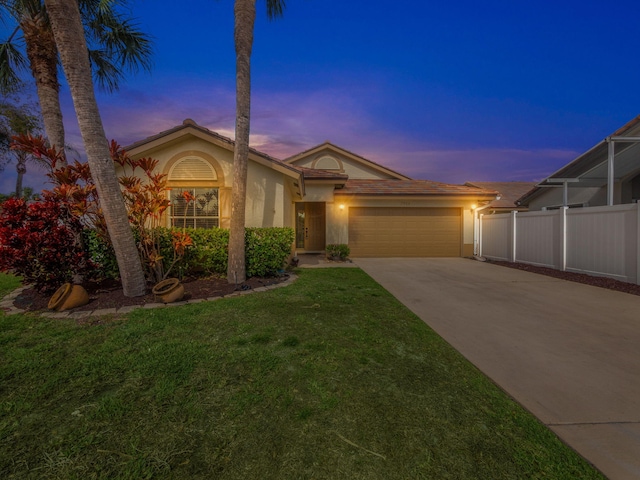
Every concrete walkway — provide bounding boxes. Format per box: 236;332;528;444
355;257;640;480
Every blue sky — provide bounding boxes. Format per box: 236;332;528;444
3;0;640;193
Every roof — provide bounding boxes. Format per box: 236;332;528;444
297;166;349;181
284;141;412;181
123;119;307;197
518;115;640;206
124;118;303;179
465;181;536;209
335;179;498;197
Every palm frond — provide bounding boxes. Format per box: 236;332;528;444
0;41;28;93
87;48;122;93
83;5;153;90
266;0;286;20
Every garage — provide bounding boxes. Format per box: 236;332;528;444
348;207;462;257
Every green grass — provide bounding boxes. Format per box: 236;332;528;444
0;272;21;298
0;269;602;479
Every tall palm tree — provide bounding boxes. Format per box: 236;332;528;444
227;0;285;284
44;0;146;297
0;0;152;158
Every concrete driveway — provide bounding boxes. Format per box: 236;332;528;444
355;257;640;480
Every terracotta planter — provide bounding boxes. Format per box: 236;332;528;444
152;278;185;303
48;283;90;311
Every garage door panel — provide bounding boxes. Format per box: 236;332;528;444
349;207;461;257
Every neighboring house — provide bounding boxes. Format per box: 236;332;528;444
464;182;535;215
123;119;497;257
517;115;640;210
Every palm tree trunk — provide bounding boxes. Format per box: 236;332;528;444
227;0;256;285
15;151;26;198
44;0;146;297
22;20;66;161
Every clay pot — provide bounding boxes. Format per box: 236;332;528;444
152;278;185;303
48;283;90;311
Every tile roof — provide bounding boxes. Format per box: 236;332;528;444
335;179;498;197
297;166;349;180
465;182;536;208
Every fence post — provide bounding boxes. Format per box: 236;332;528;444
478;213;483;257
559;206;567;271
636;204;640;285
510;210;517;263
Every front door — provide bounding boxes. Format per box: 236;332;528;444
295;202;326;251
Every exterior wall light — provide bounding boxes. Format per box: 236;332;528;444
339;204;345;210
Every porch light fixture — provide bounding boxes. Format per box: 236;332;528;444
339;204;345;210
471;204;477;210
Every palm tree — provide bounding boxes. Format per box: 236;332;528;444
44;0;146;297
227;0;285;284
0;98;42;197
0;0;152;157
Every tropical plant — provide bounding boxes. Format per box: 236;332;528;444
113;142;193;283
0;0;152;154
0;195;92;292
44;0;146;297
227;0;286;284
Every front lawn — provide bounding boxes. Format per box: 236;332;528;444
0;269;602;479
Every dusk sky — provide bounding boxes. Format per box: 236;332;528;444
3;0;640;194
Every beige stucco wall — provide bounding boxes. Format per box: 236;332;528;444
124;135;291;229
246;162;287;227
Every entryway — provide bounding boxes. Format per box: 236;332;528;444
295;202;326;252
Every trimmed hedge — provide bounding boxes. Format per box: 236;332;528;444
245;227;295;277
84;226;294;280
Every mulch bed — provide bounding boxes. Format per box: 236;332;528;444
487;259;640;296
13;275;290;313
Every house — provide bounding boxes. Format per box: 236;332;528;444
464;182;535;215
122;119;497;257
517;115;640;210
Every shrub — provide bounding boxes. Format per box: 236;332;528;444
181;228;229;276
326;243;350;261
0;197;91;292
245;227;295;277
83;229;119;281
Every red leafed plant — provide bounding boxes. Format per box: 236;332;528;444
0;196;92;292
0;135;194;289
112;141;193;284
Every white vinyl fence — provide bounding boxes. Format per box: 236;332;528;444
479;204;640;284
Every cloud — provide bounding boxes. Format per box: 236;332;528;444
8;76;580;197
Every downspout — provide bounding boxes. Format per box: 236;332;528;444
607;137;615;206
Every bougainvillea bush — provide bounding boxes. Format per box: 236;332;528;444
0;196;92;292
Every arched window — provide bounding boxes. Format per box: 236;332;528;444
167;156;221;228
313;155;343;171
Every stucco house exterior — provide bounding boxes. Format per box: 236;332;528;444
517;115;640;210
123;119;497;257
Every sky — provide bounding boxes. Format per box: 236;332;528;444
3;0;640;194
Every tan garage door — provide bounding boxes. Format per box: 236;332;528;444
348;207;461;257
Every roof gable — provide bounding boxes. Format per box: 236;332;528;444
124;118;304;189
284;141;411;181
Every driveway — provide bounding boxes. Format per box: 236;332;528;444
355;257;640;480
